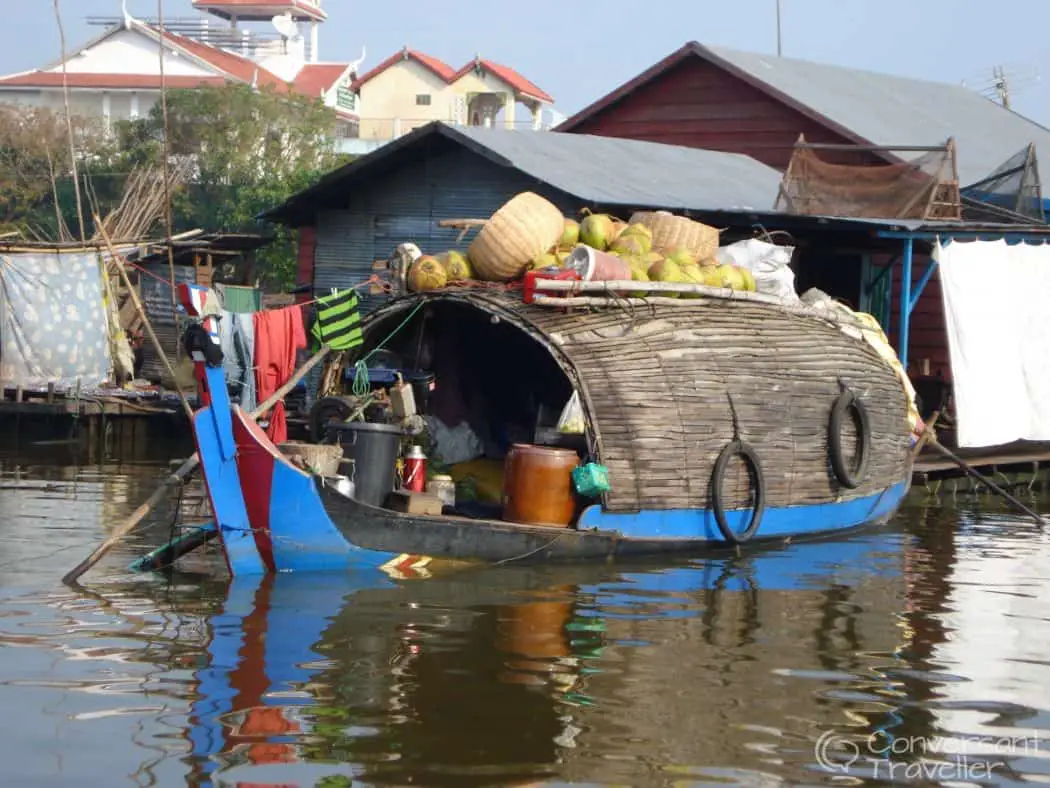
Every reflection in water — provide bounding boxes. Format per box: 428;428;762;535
0;456;1049;786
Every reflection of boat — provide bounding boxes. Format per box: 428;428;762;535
181;531;906;784
177;285;913;576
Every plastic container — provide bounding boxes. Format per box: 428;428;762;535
502;443;580;527
324;421;403;507
566;245;631;282
427;474;456;508
403;444;427;493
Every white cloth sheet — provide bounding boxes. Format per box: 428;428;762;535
938;238;1050;447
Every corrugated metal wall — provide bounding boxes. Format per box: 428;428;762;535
312;146;578;313
139;263;195;382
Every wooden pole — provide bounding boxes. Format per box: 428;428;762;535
94;216;194;423
61;345;330;585
922;433;1046;526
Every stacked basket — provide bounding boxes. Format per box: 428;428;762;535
630;210;719;261
468;192;565;282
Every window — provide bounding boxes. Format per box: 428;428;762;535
415;94;431;106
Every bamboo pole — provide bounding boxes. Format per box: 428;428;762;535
919;427;1046;526
94;216;194;423
61;345;330;586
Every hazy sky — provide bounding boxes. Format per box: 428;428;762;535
3;0;1049;125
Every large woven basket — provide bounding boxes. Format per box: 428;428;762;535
468;192;565;281
630;210;719;260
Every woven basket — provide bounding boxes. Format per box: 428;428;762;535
468;192;565;281
278;441;343;476
630;210;719;260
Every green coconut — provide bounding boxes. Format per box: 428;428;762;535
666;248;697;268
679;263;707;298
712;263;746;291
627;258;651;298
558;218;580;249
609;234;646;257
648;258;683;299
620;223;653;253
579;214;615;250
530;252;560;271
407;256;448;292
440;249;473;281
740;267;757;292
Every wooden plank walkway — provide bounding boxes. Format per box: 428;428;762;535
913;448;1050;476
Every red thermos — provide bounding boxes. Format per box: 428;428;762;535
403;445;427;492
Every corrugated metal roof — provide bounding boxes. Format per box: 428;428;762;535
263;122;782;223
450;125;780;211
705;44;1050;187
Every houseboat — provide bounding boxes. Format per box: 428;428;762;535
176;273;915;577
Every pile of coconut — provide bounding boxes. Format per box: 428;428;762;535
545;213;758;293
400;205;757;294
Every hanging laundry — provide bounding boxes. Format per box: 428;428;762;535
310;288;364;351
215;283;262;314
253;305;306;444
218;310;257;412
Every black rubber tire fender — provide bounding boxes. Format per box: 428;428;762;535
829;390;871;489
710;439;766;544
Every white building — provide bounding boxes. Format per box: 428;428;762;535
0;0;360;136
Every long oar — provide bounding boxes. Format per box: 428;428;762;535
920;426;1046;526
61;345;331;585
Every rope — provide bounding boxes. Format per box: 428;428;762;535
351;301;426;396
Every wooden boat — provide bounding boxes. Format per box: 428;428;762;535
181;283;914;577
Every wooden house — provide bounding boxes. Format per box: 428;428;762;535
556;42;1050;398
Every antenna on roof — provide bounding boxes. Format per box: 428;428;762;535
272;12;298;40
775;0;783;56
963;62;1040;110
121;0;132;28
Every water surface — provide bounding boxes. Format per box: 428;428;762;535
1;451;1048;786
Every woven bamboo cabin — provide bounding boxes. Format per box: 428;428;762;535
336;288;913;544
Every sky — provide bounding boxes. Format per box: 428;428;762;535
3;0;1050;125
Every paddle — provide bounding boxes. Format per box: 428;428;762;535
61;345;331;586
917;422;1046;526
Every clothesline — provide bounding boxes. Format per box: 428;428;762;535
114;252;386;312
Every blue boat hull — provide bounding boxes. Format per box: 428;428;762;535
186;359;910;577
216;404;909;576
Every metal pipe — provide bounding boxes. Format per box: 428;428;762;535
898;237;914;368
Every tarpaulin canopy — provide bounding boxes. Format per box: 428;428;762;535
0;251;112;390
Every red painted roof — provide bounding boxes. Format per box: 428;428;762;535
0;72;229;89
351;48;552;103
192;0;327;21
452;58;553;103
351;49;455;90
293;63;350;96
148;24;290;91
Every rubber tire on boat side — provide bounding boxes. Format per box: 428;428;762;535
711;439;766;545
828;390;871;490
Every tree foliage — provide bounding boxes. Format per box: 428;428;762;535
0;84;347;288
116;84;346;288
0;105;106;238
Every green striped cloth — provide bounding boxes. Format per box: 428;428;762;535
310;288;363;350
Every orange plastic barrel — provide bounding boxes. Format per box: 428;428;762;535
502;443;580;527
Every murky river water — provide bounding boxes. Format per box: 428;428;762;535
1;448;1049;787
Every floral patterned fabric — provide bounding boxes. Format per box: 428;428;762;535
0;251;112;389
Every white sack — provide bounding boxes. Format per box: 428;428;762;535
716;239;799;303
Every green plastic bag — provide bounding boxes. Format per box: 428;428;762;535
573;463;610;497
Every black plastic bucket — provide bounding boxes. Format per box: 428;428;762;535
324;422;403;507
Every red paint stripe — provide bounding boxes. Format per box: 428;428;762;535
232;412;277;573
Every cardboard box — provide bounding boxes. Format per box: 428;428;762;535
386;490;444;516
